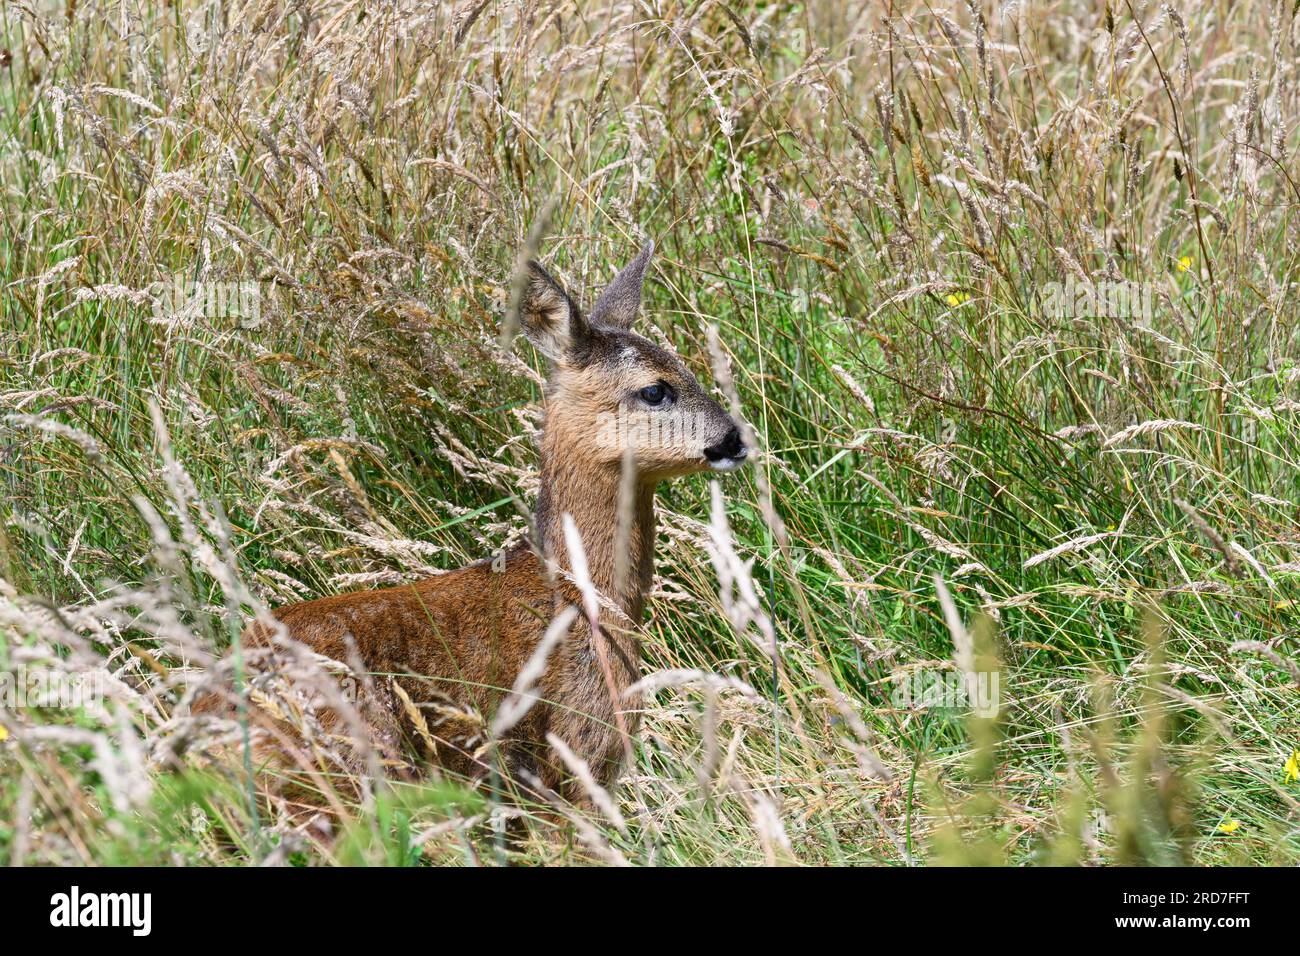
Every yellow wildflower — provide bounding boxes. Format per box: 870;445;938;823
0;723;8;742
1284;749;1300;784
1216;819;1241;834
1176;256;1192;273
945;291;970;307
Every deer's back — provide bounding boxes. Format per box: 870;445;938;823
231;547;560;777
261;547;552;694
203;546;634;791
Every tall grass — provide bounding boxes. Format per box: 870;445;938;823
1;0;1298;864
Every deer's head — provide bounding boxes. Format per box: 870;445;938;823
519;242;747;480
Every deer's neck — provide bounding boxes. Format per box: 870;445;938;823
535;428;657;623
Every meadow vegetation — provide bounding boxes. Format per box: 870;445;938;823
1;0;1298;864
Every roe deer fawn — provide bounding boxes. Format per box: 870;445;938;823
201;241;748;809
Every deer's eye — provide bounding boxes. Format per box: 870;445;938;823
639;382;672;407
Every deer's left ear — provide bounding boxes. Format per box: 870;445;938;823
589;240;654;330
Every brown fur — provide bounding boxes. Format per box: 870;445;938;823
196;242;746;807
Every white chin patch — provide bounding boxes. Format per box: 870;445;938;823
708;456;747;473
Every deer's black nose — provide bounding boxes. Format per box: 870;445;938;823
704;425;746;462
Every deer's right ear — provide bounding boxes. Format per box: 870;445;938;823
520;261;588;363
